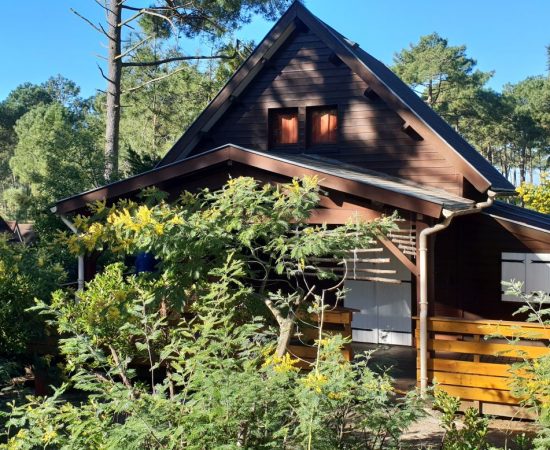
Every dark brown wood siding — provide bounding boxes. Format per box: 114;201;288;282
191;30;463;194
431;214;550;320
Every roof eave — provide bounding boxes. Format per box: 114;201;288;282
55;145;453;218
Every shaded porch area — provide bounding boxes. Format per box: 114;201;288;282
353;342;417;393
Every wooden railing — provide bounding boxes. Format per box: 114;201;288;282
415;316;550;414
288;308;354;367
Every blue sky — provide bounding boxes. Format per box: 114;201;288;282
0;0;548;100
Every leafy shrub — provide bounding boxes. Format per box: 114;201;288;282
433;389;489;450
0;177;421;449
503;281;550;449
0;236;64;358
516;172;550;214
1;257;423;449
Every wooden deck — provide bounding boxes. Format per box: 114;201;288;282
415;316;550;417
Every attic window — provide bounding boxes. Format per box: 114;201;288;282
308;106;338;145
269;108;298;147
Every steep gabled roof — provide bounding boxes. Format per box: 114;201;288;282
0;216;11;235
54;144;473;218
157;1;515;194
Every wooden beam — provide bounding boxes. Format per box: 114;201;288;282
307;208;381;224
364;86;379;100
378;234;418;275
491;216;550;248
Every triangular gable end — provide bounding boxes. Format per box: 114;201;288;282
158;1;514;195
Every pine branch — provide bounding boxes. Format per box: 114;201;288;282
70;8;109;37
121;50;237;67
116;35;153;60
122;66;188;94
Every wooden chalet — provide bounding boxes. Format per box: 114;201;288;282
54;2;550;416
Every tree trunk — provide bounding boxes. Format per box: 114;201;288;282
427;80;433;106
520;147;526;184
104;0;122;182
275;317;294;357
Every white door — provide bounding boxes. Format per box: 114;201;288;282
344;247;412;346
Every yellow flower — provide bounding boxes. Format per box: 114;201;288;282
170;216;184;225
136;205;153;224
42;429;58;444
302;372;328;393
154;223;164;235
263;353;299;373
328;391;344;400
315;338;331;347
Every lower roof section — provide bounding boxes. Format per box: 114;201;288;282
485;201;550;237
54;144;476;218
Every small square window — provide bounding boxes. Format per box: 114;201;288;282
308;106;338;145
269;108;298;147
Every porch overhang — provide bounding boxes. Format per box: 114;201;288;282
54;144;475;220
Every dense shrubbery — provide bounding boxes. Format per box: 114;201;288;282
0;237;64;358
517;172;550;214
503;282;550;449
1;177;426;449
1;257;423;449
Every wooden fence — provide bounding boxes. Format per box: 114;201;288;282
288;308;354;367
415;316;550;417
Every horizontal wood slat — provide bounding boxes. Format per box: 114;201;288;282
290;308;353;369
424;317;550;339
422;358;512;377
428;337;549;358
427;371;512;390
415;316;548;413
437;385;521;405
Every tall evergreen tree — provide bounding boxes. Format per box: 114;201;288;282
392;32;492;128
72;0;294;182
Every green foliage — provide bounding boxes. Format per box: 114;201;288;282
119;54;219;171
0;236;65;357
7;102;104;219
393;33;550;184
433;389;489;450
502;282;550;449
63;176;396;356
0;257;421;449
0;176;421;449
517;172;550;213
0;77;103;222
392;33;491;115
144;0;294;40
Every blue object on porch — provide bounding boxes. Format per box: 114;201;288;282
135;252;157;273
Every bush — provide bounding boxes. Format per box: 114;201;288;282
0;236;64;358
503;281;550;449
1;257;423;449
434;389;489;450
0;177;422;449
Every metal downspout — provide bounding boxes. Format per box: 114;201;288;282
58;214;85;292
418;190;496;397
